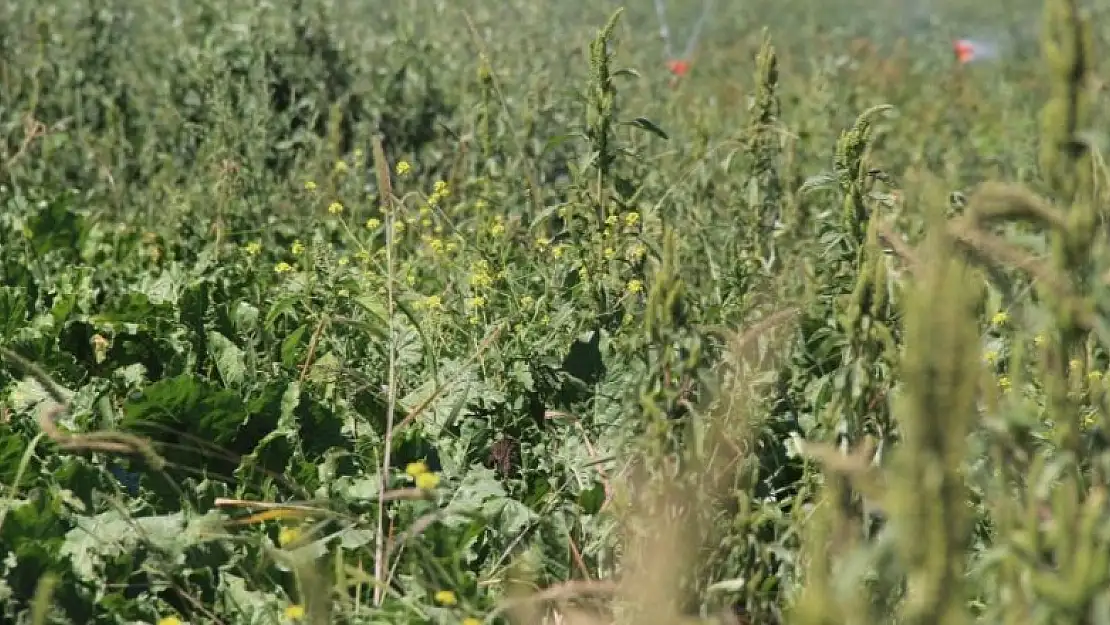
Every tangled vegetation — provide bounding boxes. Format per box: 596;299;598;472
4;0;1110;623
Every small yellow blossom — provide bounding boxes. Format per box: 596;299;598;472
406;461;429;477
393;220;406;234
552;245;566;259
303;181;317;191
626;279;644;294
284;604;305;621
1034;334;1046;347
158;617;183;625
604;247;616;260
396;161;411;176
291;240;305;255
983;350;999;365
428;238;445;253
334;160;348;174
470;261;494;289
605;214;618;227
274;262;293;274
415;471;440;490
244;241;262;256
1070;359;1083;372
328;201;344;215
535;236;551;251
489;216;505;237
278;526;301;547
434;180;449;197
366;217;381;230
997;376;1011;392
338;256;350;266
338;288;349;298
469;296;487;309
434;590;458;606
520;296;535;308
624;211;641;227
626;242;647;262
421;295;444;310
463;618;482;625
990;311;1008;326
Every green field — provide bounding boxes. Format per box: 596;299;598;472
4;0;1110;623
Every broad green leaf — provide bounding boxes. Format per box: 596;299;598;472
208;331;246;387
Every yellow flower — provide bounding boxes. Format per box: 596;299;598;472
997;376;1011;392
366;217;381;230
291;240;305;255
552;245;566;259
274;262;293;274
983;350;999;365
1070;359;1083;372
604;247;616;260
334;160;349;174
278;526;301;547
244;241;262;256
284;604;305;620
428;238;445;253
626;242;647;262
415;471;440;490
434;590;458;606
463;619;482;625
990;311;1008;327
534;236;551;251
303;181;317;191
1033;334;1046;347
470;261;494;289
605;214;618;227
434;180;450;197
406;461;429;477
468;296;487;310
626;279;644;294
158;617;183;625
520;295;535;308
328;201;344;215
624;211;641;227
489;216;505;237
1083;412;1098;429
396;161;411;176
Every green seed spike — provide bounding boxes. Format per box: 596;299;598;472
890;206;977;625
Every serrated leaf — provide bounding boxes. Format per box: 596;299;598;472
281;323;308;368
